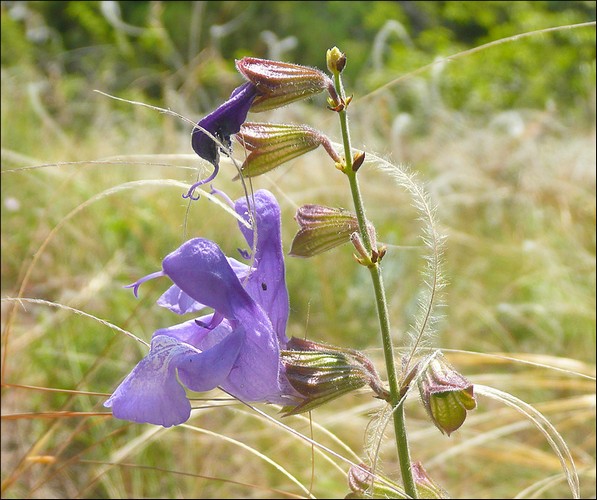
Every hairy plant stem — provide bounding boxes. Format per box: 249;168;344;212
333;71;417;498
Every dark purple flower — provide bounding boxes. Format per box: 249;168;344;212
105;190;300;427
187;57;339;200
186;82;258;199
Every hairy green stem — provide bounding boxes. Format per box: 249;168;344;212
333;71;417;498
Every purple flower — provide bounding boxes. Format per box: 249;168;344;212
187;57;338;200
187;82;258;199
105;190;300;427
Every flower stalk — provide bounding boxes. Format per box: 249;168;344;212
328;47;418;498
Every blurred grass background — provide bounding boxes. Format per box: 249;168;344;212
1;1;595;498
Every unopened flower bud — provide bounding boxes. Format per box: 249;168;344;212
352;151;366;172
351;225;383;267
411;461;450;498
236;57;339;112
326;46;346;74
235;122;340;178
280;337;388;416
347;463;407;499
418;354;476;436
289;205;361;257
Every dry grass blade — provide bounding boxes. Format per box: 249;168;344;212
474;384;581;499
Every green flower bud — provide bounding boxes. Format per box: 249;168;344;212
326;46;347;74
235;122;340;178
280;337;389;416
418;354;476;436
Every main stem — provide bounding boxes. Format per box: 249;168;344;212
333;71;417;499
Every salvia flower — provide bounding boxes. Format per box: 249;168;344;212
189;57;339;198
235;122;341;178
105;190;302;427
236;56;339;112
417;354;477;436
280;337;389;416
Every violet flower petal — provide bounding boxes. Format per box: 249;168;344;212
104;331;243;427
173;327;244;393
108;190;298;427
151;317;214;346
158;190;289;344
161;238;255;319
104;335;195;427
157;257;251;315
161;237;284;402
191;81;257;166
235;190;290;345
157;286;199;315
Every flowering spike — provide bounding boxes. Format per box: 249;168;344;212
289;204;362;257
235;122;340;178
236;57;339;112
418;354;476;436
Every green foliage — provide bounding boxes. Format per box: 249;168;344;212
2;1;594;123
362;1;596;117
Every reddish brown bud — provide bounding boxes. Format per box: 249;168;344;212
352;151;365;172
290;205;360;257
236;57;338;112
280;337;389;416
347;463;407;498
411;461;450;498
235;122;339;178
